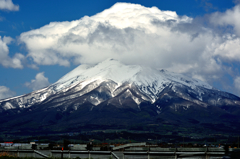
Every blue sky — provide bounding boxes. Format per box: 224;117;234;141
0;0;240;99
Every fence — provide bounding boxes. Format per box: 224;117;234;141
1;147;239;159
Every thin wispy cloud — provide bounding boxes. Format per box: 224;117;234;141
199;0;217;12
233;0;240;4
0;16;5;21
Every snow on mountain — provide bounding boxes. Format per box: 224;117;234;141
52;58;213;102
0;58;229;111
55;58;212;90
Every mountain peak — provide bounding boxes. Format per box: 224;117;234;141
56;58;141;85
52;59;214;103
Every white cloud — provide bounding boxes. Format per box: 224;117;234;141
18;3;240;94
234;76;240;96
19;3;213;72
0;36;25;68
210;5;240;36
213;36;240;62
0;86;15;100
209;5;240;79
0;0;19;11
25;72;50;91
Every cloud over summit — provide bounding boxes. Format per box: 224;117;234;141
19;2;240;95
20;2;193;67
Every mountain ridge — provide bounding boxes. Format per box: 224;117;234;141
0;58;218;109
0;59;240;134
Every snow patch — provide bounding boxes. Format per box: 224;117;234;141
3;102;15;110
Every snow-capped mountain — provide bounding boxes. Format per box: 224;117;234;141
0;58;238;110
1;59;240;132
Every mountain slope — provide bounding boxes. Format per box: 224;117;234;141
0;59;240;133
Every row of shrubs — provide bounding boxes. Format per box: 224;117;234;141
0;152;17;159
